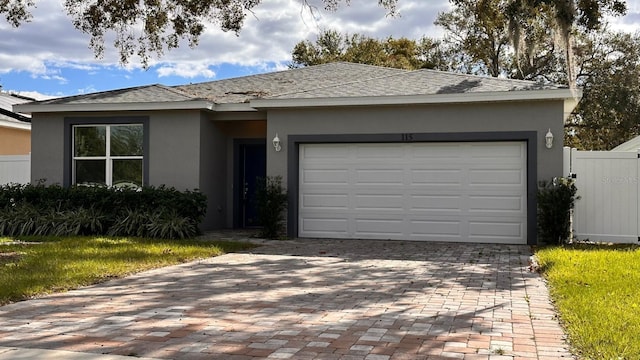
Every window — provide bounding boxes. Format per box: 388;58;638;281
73;124;143;188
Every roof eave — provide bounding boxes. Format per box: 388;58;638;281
13;100;214;114
0;119;31;130
251;88;581;109
213;103;259;112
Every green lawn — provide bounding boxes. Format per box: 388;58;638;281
0;236;256;305
535;244;640;360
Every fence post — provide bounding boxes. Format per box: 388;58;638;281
637;149;640;242
563;146;572;177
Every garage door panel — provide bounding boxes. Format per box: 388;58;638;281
411;144;463;159
354;194;404;211
409;195;462;212
468;220;524;239
411;169;463;185
301;193;349;209
302;145;349;159
299;142;527;244
355;169;404;184
468;169;523;185
468;195;524;213
355;218;404;236
409;220;462;237
300;217;349;237
470;143;525;158
302;169;349;184
355;144;405;158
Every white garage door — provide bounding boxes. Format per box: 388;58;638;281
298;142;527;244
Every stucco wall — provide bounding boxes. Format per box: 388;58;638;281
199;114;228;230
0;127;30;155
146;110;201;190
265;100;566;183
31;114;65;184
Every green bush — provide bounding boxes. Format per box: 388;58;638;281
255;176;288;239
0;183;207;239
537;177;579;244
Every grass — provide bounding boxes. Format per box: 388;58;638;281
0;235;256;305
535;244;640;360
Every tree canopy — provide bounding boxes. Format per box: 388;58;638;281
566;31;640;150
290;29;455;71
1;0;399;66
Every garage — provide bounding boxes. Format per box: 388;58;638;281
298;141;527;244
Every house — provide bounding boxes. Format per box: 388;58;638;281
0;92;32;155
15;62;580;244
612;135;640;151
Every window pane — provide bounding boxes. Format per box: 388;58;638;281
111;125;143;156
75;160;106;185
74;126;106;157
112;159;143;188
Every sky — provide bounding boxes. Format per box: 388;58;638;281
0;0;639;100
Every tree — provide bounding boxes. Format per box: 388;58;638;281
291;29;456;71
1;0;399;66
435;0;511;78
565;31;640;150
436;0;568;83
503;0;627;89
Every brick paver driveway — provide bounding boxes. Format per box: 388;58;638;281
0;239;573;360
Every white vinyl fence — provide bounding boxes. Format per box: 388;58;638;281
565;147;640;243
0;154;30;185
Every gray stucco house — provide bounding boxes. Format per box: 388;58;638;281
15;62;579;245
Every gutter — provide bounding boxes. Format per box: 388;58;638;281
250;88;581;109
13;100;215;114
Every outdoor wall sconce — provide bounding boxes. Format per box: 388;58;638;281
272;133;282;152
545;129;554;149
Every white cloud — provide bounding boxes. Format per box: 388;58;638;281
76;85;98;94
39;74;68;84
156;63;217;78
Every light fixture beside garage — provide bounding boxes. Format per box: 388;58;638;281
273;133;282;152
545;129;554;149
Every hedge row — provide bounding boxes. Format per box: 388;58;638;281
0;183;207;239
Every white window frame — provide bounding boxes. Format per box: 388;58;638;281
72;124;144;187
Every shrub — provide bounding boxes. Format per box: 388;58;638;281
108;209;150;237
537;177;579;245
147;210;199;239
0;184;206;239
255;176;288;239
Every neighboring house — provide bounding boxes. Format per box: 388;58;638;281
15;62;580;244
612;135;640;151
0;92;32;155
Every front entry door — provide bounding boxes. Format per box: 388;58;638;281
237;142;266;228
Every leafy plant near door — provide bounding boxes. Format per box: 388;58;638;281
255;176;288;239
537;177;579;244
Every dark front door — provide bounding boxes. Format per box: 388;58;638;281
236;142;266;228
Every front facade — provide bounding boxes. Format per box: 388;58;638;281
16;63;580;244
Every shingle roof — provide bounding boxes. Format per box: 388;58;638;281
34;84;198;105
175;62;408;104
21;62;568;109
272;68;562;99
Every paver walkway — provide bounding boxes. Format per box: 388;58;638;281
0;238;574;359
